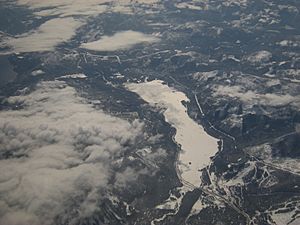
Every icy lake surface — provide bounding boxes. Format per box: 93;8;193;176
126;80;219;186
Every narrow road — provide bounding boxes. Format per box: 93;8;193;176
192;93;251;225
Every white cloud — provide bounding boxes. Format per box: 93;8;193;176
0;81;146;225
80;30;160;52
2;17;82;53
1;0;161;54
213;85;300;109
15;0;159;17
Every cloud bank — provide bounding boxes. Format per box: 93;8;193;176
0;81;145;225
80;30;160;52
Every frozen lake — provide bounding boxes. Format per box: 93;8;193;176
126;79;219;187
